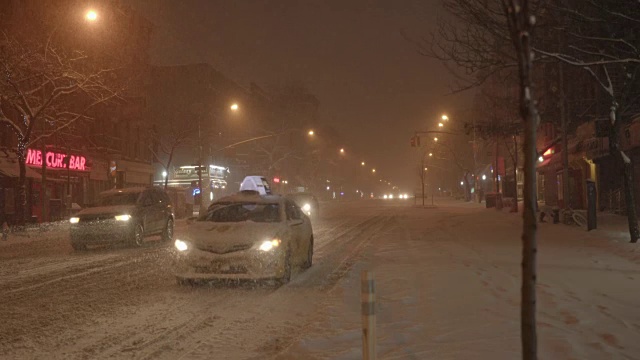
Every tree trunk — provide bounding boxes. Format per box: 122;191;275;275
622;160;639;243
559;63;570;209
504;1;539;358
421;158;425;207
17;146;28;226
41;132;48;223
495;138;500;192
164;147;175;190
464;171;471;202
611;108;640;243
512;136;519;212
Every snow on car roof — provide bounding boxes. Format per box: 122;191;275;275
213;192;283;205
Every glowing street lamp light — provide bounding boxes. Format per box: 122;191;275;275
340;148;345;154
230;103;239;111
442;115;448;121
424;167;428;171
438;123;444;127
434;137;438;142
85;9;98;22
372;168;376;173
162;171;168;178
428;153;433;157
361;161;365;166
308;130;315;136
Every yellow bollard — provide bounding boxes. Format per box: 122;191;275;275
361;270;376;360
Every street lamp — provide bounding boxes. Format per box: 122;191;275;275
85;9;98;22
429;153;433;157
442;115;448;121
340;148;345;154
438;123;444;127
361;161;365;166
424;167;428;171
230;103;239;111
372;168;376;173
162;171;168;178
434;137;438;142
308;130;315;136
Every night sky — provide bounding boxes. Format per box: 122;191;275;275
130;0;471;191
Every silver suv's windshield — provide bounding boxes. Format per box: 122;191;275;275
97;193;140;206
204;203;280;223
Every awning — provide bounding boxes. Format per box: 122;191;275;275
0;156;42;179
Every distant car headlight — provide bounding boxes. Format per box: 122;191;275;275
258;239;281;252
114;214;131;221
69;217;80;224
174;239;189;252
383;195;388;199
302;203;311;212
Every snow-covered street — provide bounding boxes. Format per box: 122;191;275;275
1;200;639;359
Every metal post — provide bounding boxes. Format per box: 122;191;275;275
361;271;376;360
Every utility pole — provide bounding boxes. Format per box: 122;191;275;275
197;117;204;215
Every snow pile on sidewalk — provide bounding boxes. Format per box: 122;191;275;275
277;202;640;359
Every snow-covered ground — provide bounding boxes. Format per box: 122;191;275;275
0;199;638;359
277;200;640;359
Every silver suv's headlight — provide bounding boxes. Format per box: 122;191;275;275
114;214;131;221
69;217;80;224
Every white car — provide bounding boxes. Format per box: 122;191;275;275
174;191;313;285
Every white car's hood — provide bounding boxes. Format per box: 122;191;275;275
184;221;287;253
77;205;136;217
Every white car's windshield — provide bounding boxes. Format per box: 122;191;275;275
204;203;280;223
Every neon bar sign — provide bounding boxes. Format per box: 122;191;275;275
25;149;87;171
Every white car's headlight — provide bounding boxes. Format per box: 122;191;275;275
258;239;281;252
174;239;189;252
114;214;131;221
302;203;311;212
69;217;80;224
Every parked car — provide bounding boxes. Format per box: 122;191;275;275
286;192;319;217
174;190;313;285
69;187;174;250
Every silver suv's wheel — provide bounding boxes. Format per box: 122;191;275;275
133;223;144;247
162;218;174;242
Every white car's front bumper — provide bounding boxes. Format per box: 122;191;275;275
175;246;286;281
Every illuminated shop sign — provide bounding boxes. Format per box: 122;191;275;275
25;148;87;171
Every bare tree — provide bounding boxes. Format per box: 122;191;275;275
416;0;542;357
0;33;121;223
500;0;540;358
148;123;194;189
533;0;640;242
